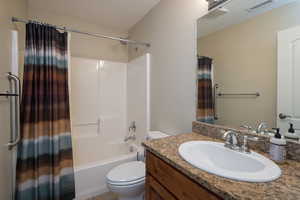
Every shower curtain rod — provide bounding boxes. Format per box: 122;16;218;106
12;17;151;47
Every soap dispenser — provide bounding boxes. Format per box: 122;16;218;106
270;128;286;163
289;123;295;133
284;123;299;140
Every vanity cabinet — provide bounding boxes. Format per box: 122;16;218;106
145;151;221;200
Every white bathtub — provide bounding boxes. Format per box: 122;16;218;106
74;142;140;200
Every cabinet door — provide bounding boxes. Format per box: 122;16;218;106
146;175;177;200
146;151;221;200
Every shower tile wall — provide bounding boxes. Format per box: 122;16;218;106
70;57;127;166
127;54;150;145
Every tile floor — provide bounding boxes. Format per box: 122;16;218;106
87;192;118;200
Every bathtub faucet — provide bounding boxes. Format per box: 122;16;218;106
124;134;136;142
129;121;136;132
125;121;137;142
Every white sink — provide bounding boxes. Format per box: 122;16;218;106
178;141;281;182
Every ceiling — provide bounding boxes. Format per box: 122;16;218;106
198;0;298;38
28;0;160;33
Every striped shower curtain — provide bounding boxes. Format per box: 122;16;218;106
15;23;75;200
197;56;214;124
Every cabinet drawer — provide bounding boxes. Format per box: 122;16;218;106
146;175;177;200
146;151;221;200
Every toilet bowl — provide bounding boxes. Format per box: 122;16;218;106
106;161;145;200
106;131;169;200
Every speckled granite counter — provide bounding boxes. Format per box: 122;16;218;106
142;133;300;200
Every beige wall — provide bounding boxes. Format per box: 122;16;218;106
0;0;27;199
198;2;300;128
28;7;129;62
1;2;130;198
128;0;208;135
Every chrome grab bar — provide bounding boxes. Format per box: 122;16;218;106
213;84;218;120
0;93;18;97
5;72;21;150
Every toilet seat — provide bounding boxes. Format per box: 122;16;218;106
106;161;145;186
107;177;145;186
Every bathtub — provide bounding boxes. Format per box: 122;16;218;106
74;142;141;200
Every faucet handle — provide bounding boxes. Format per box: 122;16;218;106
223;131;238;148
241;135;260;153
240;124;257;134
240;124;253;130
257;122;268;134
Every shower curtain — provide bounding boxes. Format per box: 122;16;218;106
15;23;75;200
197;56;214;124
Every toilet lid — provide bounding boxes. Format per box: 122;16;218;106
148;131;169;140
106;161;145;184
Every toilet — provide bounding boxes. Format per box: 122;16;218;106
146;131;169;140
106;131;169;200
106;161;145;200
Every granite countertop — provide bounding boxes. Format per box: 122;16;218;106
143;132;300;200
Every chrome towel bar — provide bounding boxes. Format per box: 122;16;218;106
217;92;260;97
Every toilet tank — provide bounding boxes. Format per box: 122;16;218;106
147;131;169;140
135;131;169;162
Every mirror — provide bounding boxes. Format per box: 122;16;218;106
197;0;300;136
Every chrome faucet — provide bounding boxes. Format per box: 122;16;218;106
223;131;239;150
240;135;259;153
223;130;259;153
241;122;269;135
256;122;268;134
240;124;253;132
124;134;136;142
129;121;136;132
125;121;137;142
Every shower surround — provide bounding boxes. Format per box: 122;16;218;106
70;54;150;199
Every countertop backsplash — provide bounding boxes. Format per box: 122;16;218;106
192;121;300;162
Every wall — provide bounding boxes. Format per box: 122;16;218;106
1;2;130;198
70;57;127;166
0;0;27;199
128;0;208;135
127;54;150;145
28;7;129;62
198;2;300;128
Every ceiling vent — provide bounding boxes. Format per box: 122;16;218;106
203;7;229;19
208;0;229;10
246;0;277;12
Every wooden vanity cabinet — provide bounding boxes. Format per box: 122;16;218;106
145;150;222;200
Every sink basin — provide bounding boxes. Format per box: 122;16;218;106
178;141;281;182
